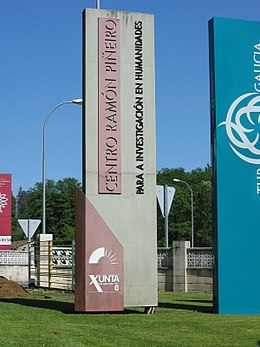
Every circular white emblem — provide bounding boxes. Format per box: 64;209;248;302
0;193;8;213
219;92;260;164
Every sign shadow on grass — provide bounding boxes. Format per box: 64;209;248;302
0;298;144;314
158;300;213;313
0;298;74;313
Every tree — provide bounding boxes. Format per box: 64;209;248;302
157;166;212;247
12;169;212;247
11;191;24;241
12;178;81;244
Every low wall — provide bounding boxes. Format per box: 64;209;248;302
0;265;28;287
0;241;213;293
158;268;173;292
0;250;29;287
186;268;212;292
172;241;213;293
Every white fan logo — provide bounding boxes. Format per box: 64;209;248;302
219;92;260;164
89;247;119;265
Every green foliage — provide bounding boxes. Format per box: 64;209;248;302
11;191;25;241
157;166;212;247
11;227;24;242
55;224;75;245
12;167;212;246
13;178;81;244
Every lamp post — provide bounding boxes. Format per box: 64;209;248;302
173;178;194;248
42;99;83;234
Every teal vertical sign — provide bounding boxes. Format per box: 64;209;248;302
209;18;260;314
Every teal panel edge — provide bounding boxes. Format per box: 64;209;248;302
209;17;260;315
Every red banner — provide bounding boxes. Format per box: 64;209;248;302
0;174;12;250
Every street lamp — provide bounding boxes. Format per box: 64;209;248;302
173;178;194;248
42;99;83;234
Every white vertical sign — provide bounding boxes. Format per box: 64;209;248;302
156;185;175;217
18;219;29;237
156;185;176;248
156;185;165;217
166;186;175;216
81;9;157;309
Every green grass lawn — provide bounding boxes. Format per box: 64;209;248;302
0;291;259;347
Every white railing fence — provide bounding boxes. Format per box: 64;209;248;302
0;251;28;265
0;242;213;291
186;247;213;269
157;248;173;269
157;246;213;269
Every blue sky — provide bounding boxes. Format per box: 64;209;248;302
1;0;260;195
